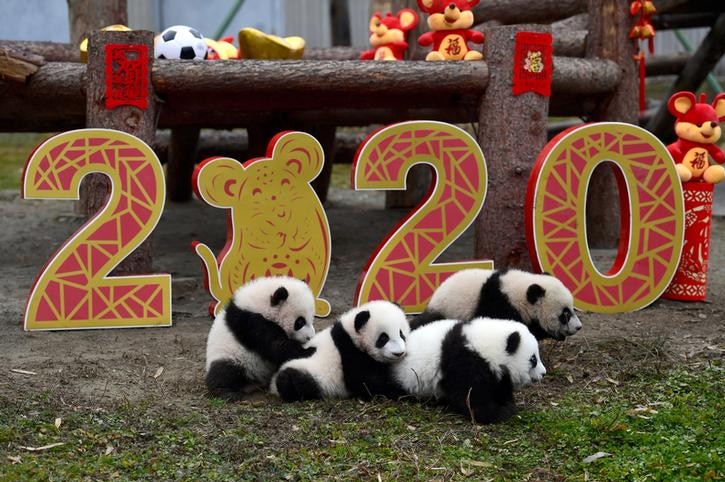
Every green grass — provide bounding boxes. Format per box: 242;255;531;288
2;364;722;481
0;133;49;191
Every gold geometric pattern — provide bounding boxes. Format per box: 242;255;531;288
353;121;492;313
529;123;684;313
22;129;171;330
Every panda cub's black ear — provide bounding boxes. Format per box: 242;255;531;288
506;331;521;355
354;310;370;332
270;287;289;306
526;284;546;304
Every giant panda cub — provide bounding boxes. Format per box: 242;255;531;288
270;300;409;402
411;268;582;340
205;276;317;400
394;317;546;424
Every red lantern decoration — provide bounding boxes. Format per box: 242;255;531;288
628;0;656;113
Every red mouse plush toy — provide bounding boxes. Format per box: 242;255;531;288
360;9;419;61
667;91;725;184
417;0;484;61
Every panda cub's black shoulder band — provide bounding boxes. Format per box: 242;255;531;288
330;323;405;400
224;301;311;365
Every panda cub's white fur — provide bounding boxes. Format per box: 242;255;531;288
412;268;582;340
205;276;316;400
394;317;546;424
270;300;410;401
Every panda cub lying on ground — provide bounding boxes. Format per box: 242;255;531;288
394;317;546;424
271;300;409;402
411;268;582;340
205;276;317;400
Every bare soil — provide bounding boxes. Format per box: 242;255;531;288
1;186;723;410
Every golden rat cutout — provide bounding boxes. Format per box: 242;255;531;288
193;131;331;317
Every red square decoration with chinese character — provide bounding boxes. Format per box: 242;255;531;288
512;32;553;97
105;44;149;110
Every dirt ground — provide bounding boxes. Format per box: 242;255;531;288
0;184;723;410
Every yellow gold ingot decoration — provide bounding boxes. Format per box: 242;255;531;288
238;28;305;59
80;25;132;63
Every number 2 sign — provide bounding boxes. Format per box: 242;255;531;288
21;122;687;330
21;129;171;330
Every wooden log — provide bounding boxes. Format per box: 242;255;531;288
585;0;638;249
82;30;157;274
304;47;363;60
647;13;725;144
67;0;128;47
1;56;625;130
0;62;86;131
645;52;689;76
551;13;589;31
0;41;80;63
475;24;550;270
552;31;587;57
0;47;45;82
167;127;200;202
552;57;621;93
473;0;586;25
152;60;490;97
653;12;722;30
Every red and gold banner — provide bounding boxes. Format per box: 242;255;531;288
662;182;714;301
105;44;149;110
512;32;552;97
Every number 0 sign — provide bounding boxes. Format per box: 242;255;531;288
22;129;171;330
526;123;684;313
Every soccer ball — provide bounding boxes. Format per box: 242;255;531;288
154;25;207;60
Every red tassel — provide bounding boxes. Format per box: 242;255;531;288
635;52;646;113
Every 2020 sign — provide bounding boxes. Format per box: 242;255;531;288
21;122;684;330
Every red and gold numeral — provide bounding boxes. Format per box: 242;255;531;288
22;129;171;330
353;121;492;313
526;122;684;313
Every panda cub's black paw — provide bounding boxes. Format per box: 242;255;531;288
206;359;253;401
275;367;322;402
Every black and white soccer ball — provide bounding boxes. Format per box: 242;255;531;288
154;25;208;60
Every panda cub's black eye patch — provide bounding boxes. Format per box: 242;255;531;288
376;333;390;348
294;317;306;331
559;308;572;324
530;354;537;369
400;330;406;341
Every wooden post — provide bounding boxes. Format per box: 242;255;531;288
82;30;157;274
67;0;128;46
584;0;638;249
475;24;550;270
167;127;201;202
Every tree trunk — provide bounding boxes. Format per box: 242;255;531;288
67;0;128;47
473;0;587;25
584;0;638;249
81;30;156;274
167;127;201;202
475;25;551;270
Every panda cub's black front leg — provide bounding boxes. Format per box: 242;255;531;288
274;367;322;402
205;360;253;401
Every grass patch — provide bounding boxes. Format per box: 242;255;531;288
0;133;50;191
1;363;722;481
